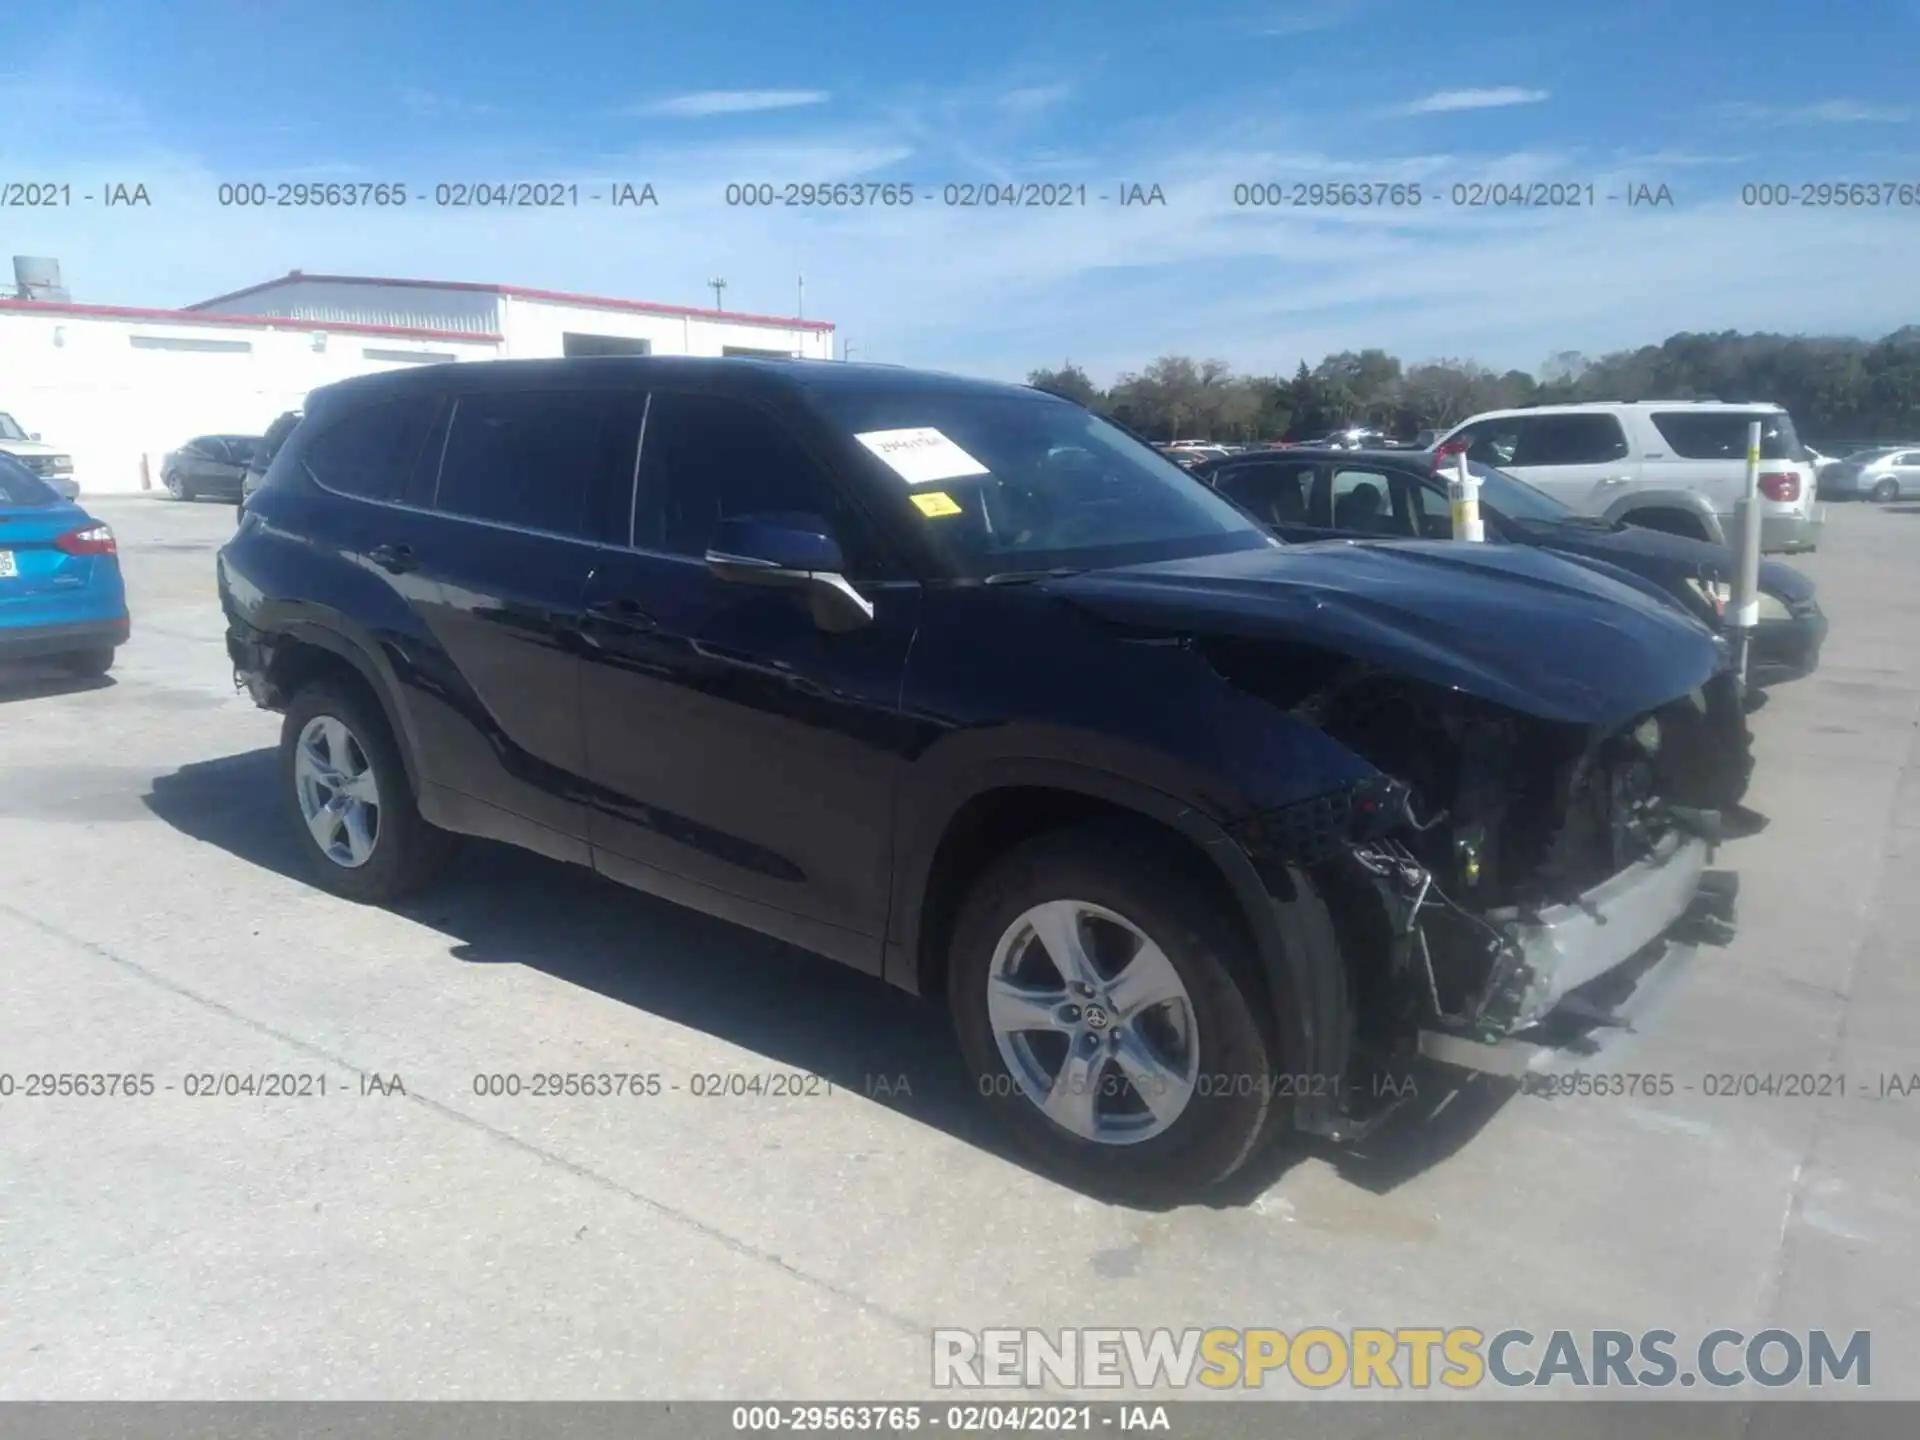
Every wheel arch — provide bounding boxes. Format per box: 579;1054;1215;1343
1606;491;1727;544
261;619;422;799
888;761;1342;1113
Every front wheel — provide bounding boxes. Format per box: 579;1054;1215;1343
947;824;1282;1203
280;680;455;903
163;470;193;500
1871;478;1900;503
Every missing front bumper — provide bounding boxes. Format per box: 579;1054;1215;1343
1418;861;1735;1078
1488;830;1711;1031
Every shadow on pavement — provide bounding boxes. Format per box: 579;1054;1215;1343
0;664;116;704
145;746;1500;1209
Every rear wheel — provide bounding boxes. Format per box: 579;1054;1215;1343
60;647;115;676
1871;477;1900;503
947;823;1280;1203
280;680;455;903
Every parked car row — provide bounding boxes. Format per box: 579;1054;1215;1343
215;356;1761;1200
1816;446;1920;502
1188;446;1826;689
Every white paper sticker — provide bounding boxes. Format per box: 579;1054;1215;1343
855;427;990;485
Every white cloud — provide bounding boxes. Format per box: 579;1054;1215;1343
1399;87;1550;115
634;89;830;118
996;82;1074;117
1256;0;1370;36
1719;100;1912;126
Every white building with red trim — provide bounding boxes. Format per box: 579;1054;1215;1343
0;271;835;495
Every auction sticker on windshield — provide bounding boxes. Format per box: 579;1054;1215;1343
856;427;990;484
911;491;963;517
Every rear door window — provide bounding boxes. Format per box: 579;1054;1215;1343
431;389;641;540
302;397;441;502
1650;411;1803;462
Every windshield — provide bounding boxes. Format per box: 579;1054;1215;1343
810;388;1270;577
0;412;29;442
0;452;60;506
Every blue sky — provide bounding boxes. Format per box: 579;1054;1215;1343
4;0;1918;381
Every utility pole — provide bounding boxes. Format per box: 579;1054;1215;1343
843;340;855;362
797;274;804;322
708;277;727;310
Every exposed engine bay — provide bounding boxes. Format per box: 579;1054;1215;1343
1216;638;1751;1130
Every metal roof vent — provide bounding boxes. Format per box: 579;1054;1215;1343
13;256;71;303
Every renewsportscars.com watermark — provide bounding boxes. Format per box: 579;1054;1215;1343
933;1327;1871;1392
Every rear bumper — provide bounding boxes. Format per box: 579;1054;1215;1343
0;615;129;660
1761;508;1824;553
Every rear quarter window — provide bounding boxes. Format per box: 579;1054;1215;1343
299;396;441;502
1651;411;1803;462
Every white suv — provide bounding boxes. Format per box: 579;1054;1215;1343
1433;401;1823;554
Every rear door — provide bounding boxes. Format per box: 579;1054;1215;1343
1888;451;1920;496
396;385;642;853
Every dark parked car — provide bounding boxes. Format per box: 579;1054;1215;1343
162;434;263;501
240;411;302;509
1192;447;1826;689
218;359;1747;1199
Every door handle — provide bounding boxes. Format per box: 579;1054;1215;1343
368;543;418;574
582;597;657;632
1596;475;1632;486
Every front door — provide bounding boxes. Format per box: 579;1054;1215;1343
576;389;919;970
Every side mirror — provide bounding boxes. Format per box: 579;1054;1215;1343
704;512;875;633
29;432;41;441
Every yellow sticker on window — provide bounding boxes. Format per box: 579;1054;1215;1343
911;491;963;517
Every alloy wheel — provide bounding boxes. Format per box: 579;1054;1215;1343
985;899;1201;1145
293;714;381;868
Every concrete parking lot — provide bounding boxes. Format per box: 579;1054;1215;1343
2;495;1917;1402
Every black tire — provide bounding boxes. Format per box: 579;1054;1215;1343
60;646;115;676
164;470;194;501
279;679;456;903
947;822;1281;1203
1871;478;1900;503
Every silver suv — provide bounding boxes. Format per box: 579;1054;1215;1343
1435;401;1823;554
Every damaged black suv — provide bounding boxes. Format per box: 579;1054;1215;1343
219;358;1749;1200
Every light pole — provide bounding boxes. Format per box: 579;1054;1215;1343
797;274;804;322
708;277;727;310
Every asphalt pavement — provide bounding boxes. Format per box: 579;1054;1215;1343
2;495;1916;1402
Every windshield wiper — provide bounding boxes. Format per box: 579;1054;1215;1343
983;566;1086;585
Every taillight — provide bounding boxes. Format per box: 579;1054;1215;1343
55;523;117;556
1759;471;1801;502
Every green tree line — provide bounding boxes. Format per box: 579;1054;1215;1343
1028;327;1920;449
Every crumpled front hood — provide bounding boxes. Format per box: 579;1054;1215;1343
1048;539;1723;728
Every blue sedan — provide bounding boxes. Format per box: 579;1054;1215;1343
0;452;129;675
